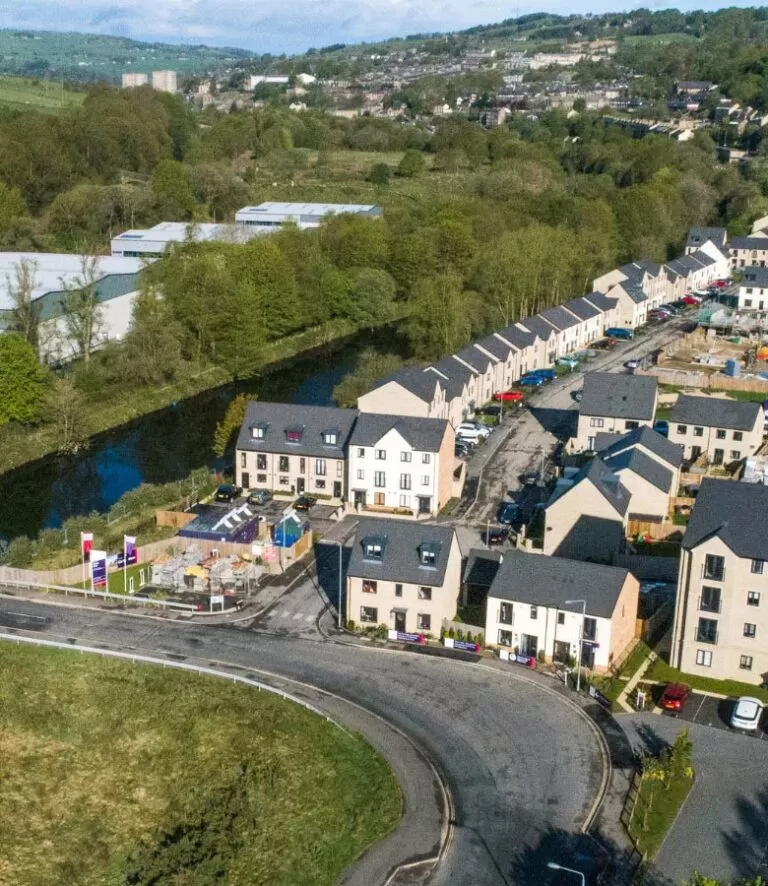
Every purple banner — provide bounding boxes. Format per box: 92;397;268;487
509;653;536;668
90;552;107;589
444;638;480;652
388;630;425;644
124;536;138;566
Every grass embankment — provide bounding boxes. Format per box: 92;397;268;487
0;643;402;886
594;640;652;704
0;76;84;113
629;773;694;860
646;656;768;703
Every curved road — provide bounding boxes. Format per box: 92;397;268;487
0;598;605;885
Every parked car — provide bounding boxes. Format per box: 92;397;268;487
557;357;579;370
571;390;583;402
625;359;640;370
713;279;729;289
682;295;700;306
457;423;490;441
494;390;525;402
605;327;634;340
531;368;557;381
661;304;682;314
659;682;692;713
455;442;470;458
214;484;242;503
520;470;539;487
485;526;510;546
653;420;669;437
248;489;273;506
520;374;545;387
496;501;522;526
293;494;318;512
730;696;765;731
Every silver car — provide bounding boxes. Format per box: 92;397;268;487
730;696;764;731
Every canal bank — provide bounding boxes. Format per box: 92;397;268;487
0;324;407;543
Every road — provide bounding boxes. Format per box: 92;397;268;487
0;596;607;886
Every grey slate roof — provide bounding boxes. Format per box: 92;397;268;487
562;297;601;322
371;366;442;403
549;456;631;517
597;426;684;469
603;447;674;494
583;291;618;312
729;236;768;251
683;477;768;558
670;394;761;432
619;263;646;285
430;358;472;400
349;413;448;453
742;266;768;288
497;324;536;351
580;372;657;421
539;305;581;331
687;227;727;251
347;517;457;587
487;550;629;619
463;549;502;590
634;259;665;277
236;401;357;457
475;334;515;361
518;315;555;341
454;345;495;374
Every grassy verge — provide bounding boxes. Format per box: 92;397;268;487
72;562;152;593
0;643;402;886
629;774;694;860
647;656;768;702
594;640;652;703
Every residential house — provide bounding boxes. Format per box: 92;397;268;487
671;479;768;682
345;518;463;635
573;372;658;451
600;443;676;525
538;305;583;358
686;227;728;256
666;247;727;292
358;366;447;421
485;550;640;672
603;271;648;329
561;297;605;347
235;401;357;502
594;425;683;484
668;394;763;464
347;413;454;516
515;316;557;367
728;236;768;270
496;324;539;377
543;458;631;563
631;260;670;311
428;358;474;426
473;333;520;394
583;291;620;333
736;266;768;310
451;345;497;409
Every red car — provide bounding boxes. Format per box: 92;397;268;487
682;295;701;306
659;682;692;713
494;391;525;403
713;279;729;288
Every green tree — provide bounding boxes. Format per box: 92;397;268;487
151;159;196;220
667;728;694;787
44;376;90;454
0;334;48;425
369;163;391;185
349;268;397;327
397;149;426;178
406;273;475;361
332;350;404;407
6;257;41;354
59;255;104;364
120;285;184;385
213;393;252;456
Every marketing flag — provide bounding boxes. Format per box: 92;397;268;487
90;550;107;589
81;532;93;563
124;536;138;566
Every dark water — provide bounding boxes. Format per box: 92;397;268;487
0;332;394;541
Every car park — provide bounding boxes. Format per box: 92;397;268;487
494;390;524;402
660;682;692;714
520;374;545;387
247;489;273;506
214;483;242;503
293;494;318;511
730;697;764;731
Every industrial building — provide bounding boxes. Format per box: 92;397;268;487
111;222;262;258
234;202;382;230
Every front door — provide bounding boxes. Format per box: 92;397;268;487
519;633;538;657
417;496;432;515
691;445;702;461
296;477;305;494
354;490;367;507
241;471;250;489
553;640;571;664
713;448;724;465
333;481;342;499
581;642;596;670
393;611;406;632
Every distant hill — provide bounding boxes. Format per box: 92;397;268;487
0;29;254;84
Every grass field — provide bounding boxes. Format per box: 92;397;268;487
0;76;84;113
0;643;402;886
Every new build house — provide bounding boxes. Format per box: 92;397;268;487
728;235;768;270
345;518;462;635
668;395;763;464
235;401;357;503
485;550;640;672
737;266;768;310
347;413;454;517
671;479;768;682
573;372;658;451
358;367;448;422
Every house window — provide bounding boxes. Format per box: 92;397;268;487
257;454;267;470
399;495;409;507
417;613;431;631
251;425;266;439
356;469;364;480
360;606;378;623
395;583;403;598
499;602;513;624
418;586;432;600
696;617;718;644
401;451;412;462
400;474;411;490
695;649;712;667
716;429;726;440
583;617;597;641
745;299;753;308
730;450;741;460
363;542;383;560
357;448;365;457
323;431;338;445
589;418;605;428
530;605;538;620
693;427;704;437
740;655;754;671
374;472;385;488
279;476;289;486
498;629;513;646
315;479;326;489
748;591;761;606
744;623;757;638
751;560;764;575
677;425;687;435
734;431;743;442
422;453;431;464
557;612;565;625
337;461;343;476
286;429;303;443
421;475;430;486
315;459;326;476
240;452;246;468
700;586;721;613
704;554;725;581
375;449;386;460
625;421;639;430
257;473;266;484
299;457;306;474
279;456;289;472
362;580;378;594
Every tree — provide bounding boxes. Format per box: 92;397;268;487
349;268;397;327
332;350;405;407
667;728;694;787
59;256;104;364
369;163;391;185
213;393;252;456
6;257;41;354
151;159;196;220
120;285;184;385
0;334;48;425
45;376;89;454
397;149;426;178
406;273;476;361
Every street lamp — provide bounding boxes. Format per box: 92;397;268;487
547;862;585;886
565;598;587;693
331;540;344;629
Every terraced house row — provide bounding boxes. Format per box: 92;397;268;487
359;229;730;425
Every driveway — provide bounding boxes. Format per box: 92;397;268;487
669;692;768;740
618;712;768;884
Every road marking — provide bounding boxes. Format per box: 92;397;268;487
691;694;707;723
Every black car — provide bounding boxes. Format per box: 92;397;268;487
247;489;273;506
293;494;318;512
214;483;242;503
496;501;521;525
520;471;539;487
455;442;470;457
485;526;510;546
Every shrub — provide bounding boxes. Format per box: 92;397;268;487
537;650;546;663
346;619;356;632
1;535;34;567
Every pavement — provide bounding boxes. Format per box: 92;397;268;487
618;712;768;885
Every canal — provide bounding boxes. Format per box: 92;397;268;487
0;332;398;542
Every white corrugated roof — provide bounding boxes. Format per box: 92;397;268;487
236;202;378;216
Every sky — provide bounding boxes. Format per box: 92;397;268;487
0;0;757;55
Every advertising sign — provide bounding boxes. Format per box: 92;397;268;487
387;630;425;644
81;532;93;563
443;638;480;653
124;536;138;566
582;640;600;648
499;649;536;668
90;550;107;589
589;684;612;709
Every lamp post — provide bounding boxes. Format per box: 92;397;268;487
565;598;587;693
331;540;344;629
547;861;585;886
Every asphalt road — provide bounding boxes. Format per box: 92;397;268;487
0;597;606;886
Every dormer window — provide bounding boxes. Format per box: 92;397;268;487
285;427;303;444
419;541;440;567
362;535;387;561
251;423;267;440
322;430;338;446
